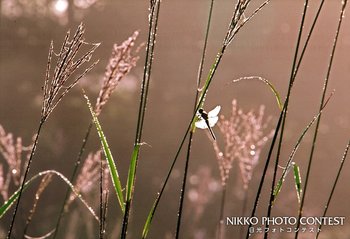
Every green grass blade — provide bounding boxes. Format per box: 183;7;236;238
142;199;157;239
0;170;98;221
292;162;302;203
126;144;141;201
233;76;283;111
0;176;34;217
84;94;125;212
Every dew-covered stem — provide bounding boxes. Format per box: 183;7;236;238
295;1;347;238
175;0;215;238
316;139;350;239
121;1;161;238
7;120;43;238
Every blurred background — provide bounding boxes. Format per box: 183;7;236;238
0;0;350;238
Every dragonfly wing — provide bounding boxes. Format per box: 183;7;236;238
208;116;219;127
195;119;208;129
208;105;221;118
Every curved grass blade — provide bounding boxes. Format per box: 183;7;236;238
0;170;98;221
292;162;302;203
25;229;55;239
84;93;125;213
233;76;283;111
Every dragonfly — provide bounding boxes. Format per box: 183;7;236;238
195;105;221;140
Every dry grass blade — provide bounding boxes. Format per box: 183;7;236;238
95;31;141;116
41;23;100;121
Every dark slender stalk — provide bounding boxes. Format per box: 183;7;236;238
121;1;161;238
245;110;283;239
265;0;327;236
295;1;347;238
316;140;350;239
7;120;44;238
292;0;326;86
53;121;93;239
246;1;309;238
175;132;194;239
174;0;215;238
217;183;227;239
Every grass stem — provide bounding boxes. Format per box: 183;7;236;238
295;1;347;238
175;0;215;238
121;1;161;238
315;139;350;239
7;120;44;238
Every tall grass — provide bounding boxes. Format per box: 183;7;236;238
142;1;271;238
121;1;161;238
6;23;99;238
53;30;140;239
175;0;215;238
0;1;349;238
295;1;348;238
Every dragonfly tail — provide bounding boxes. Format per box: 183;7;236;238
208;127;216;141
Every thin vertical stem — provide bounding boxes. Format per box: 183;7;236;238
121;1;161;238
7;120;44;238
316;140;350;239
175;0;215;238
246;0;308;239
175;132;194;239
295;1;347;238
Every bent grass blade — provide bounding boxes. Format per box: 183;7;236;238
0;170;99;221
233;76;283;111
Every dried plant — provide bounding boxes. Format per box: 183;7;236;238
209;100;273;188
95;30;140;116
0;125;34;201
41;23;100;122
